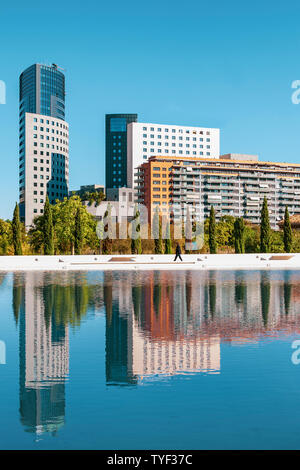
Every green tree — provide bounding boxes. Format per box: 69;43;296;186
234;217;245;253
28;215;44;254
102;203;113;255
216;215;235;248
209;206;217;254
131;205;142;254
260;196;271;253
74;207;84;255
81;190;105;206
153;208;163;254
0;219;12;255
12;203;23;255
164;223;172;254
283;206;293;253
52;196;96;254
185;206;193;253
43;196;54;255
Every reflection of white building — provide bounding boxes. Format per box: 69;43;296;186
18;272;69;435
132;323;220;378
105;270;300;385
24;277;69;387
104;272;221;385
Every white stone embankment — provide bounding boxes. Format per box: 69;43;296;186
0;253;299;271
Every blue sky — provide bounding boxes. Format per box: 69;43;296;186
1;0;300;219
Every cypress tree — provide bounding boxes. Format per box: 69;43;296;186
43;196;54;255
153;208;163;254
74;207;83;255
164;223;172;254
12;203;23;255
234;217;245;254
103;204;113;255
209;205;217;254
283;206;293;253
131;205;142;254
185;206;193;253
260;196;271;253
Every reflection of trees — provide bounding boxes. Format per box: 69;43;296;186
153;272;162;317
260;272;271;327
283;271;292;316
42;283;90;328
12;273;24;325
186;272;192;316
0;273;6;287
235;271;247;306
209;272;217;318
12;272;96;330
132;284;143;320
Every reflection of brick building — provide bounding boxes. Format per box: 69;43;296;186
104;270;300;384
141;272;175;341
104;272;221;384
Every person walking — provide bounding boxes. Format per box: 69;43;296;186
174;243;183;261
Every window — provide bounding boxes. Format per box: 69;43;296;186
110;118;127;132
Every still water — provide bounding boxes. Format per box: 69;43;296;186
0;269;300;450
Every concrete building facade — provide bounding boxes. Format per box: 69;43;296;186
136;154;300;228
127;122;220;189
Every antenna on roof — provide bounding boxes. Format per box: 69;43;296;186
52;63;66;72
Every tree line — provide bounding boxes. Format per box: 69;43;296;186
0;195;296;255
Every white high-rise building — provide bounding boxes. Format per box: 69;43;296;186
20;113;69;228
19;64;69;229
127;122;220;188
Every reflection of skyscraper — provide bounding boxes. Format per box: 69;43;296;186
105;273;137;385
104;270;300;385
104;272;221;385
17;273;69;436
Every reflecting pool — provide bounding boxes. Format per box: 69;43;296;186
0;270;300;449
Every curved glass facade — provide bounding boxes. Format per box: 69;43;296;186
19;64;65;120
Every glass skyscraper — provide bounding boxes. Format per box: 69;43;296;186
105;113;137;190
19;63;65;119
19;64;69;228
